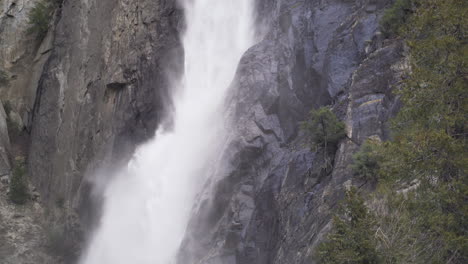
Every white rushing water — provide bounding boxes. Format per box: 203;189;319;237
80;0;254;263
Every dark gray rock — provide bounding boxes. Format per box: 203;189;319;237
0;101;11;177
178;1;406;263
0;0;54;130
1;0;408;262
27;0;183;258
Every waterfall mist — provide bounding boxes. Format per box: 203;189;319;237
79;0;254;263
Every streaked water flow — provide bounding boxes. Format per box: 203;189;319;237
80;0;254;263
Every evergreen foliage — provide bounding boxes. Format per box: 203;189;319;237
317;188;380;264
9;157;29;205
380;0;413;37
317;0;467;263
27;0;55;40
351;140;382;182
301;107;346;152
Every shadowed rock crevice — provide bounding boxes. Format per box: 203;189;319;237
0;0;408;263
25;0;184;259
178;0;406;263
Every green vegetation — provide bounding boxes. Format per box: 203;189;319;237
380;0;413;37
0;70;9;86
301;107;346;153
317;188;380;264
27;0;58;40
318;0;467;263
9;157;29;204
351;140;382;183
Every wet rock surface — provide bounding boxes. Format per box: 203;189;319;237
1;0;183;262
27;0;182;240
178;0;406;263
0;0;410;263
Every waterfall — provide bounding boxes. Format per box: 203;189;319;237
79;0;254;263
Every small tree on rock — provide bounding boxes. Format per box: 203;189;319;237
301;107;346;160
316;188;380;264
351;140;382;183
27;0;55;40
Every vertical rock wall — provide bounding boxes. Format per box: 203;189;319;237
0;0;53;130
1;0;183;262
0;1;57;262
0;0;411;263
178;0;406;263
28;0;183;239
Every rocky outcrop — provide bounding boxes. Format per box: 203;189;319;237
1;0;410;263
0;1;56;262
27;0;183;253
1;0;183;262
178;0;406;263
0;180;60;264
0;0;54;131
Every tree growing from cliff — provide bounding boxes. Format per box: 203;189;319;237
317;188;380;264
301;107;346;154
9;157;29;204
0;70;9;87
351;139;382;183
380;0;414;37
376;1;468;260
27;0;56;40
318;0;468;263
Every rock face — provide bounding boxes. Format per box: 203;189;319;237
0;1;56;262
178;0;406;263
28;0;182;233
1;0;183;262
0;0;54;131
0;181;60;264
0;0;410;263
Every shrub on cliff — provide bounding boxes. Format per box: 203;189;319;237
301;107;346;153
27;0;55;40
0;70;9;86
318;0;468;263
351;140;382;183
317;188;380;264
9;157;29;204
380;0;413;37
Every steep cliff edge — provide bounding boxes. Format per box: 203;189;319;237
1;0;58;262
1;0;182;262
178;0;407;263
28;0;182;221
0;0;411;263
28;0;183;259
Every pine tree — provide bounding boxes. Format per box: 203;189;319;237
301;107;346;153
317;188;380;264
317;0;467;262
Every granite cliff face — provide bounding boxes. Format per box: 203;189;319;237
0;0;407;263
178;0;406;263
28;0;182;226
1;0;182;262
